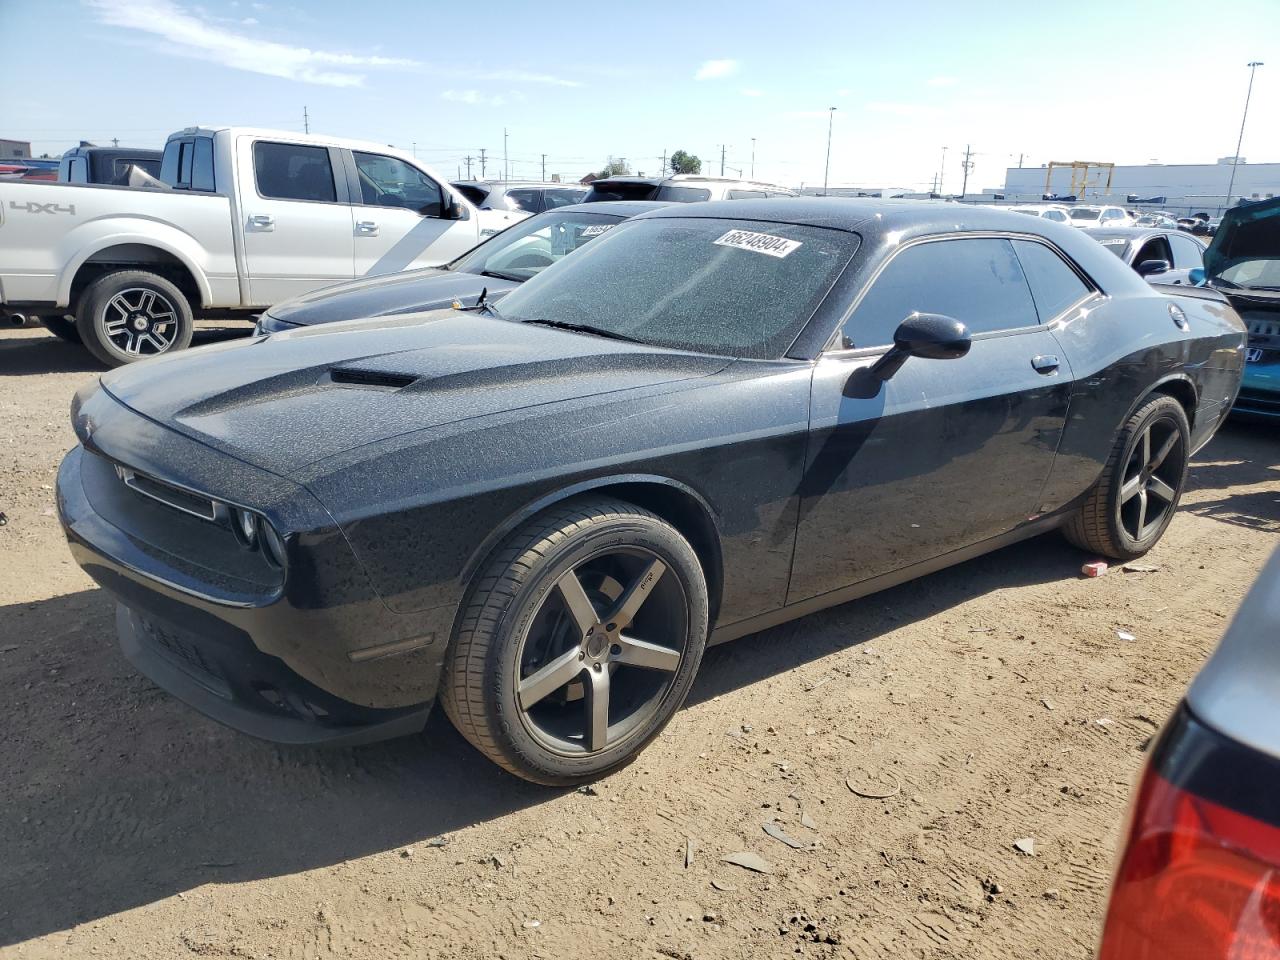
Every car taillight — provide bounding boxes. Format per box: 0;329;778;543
1099;765;1280;959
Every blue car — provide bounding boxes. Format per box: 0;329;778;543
1198;197;1280;420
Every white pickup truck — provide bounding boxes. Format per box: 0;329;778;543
0;126;520;365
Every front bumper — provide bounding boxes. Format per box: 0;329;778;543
1233;354;1280;419
57;389;457;744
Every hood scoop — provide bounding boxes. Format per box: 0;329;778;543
327;368;417;390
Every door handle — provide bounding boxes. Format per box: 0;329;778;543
355;220;379;236
1031;354;1060;374
247;214;274;231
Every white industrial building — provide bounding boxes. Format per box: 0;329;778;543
994;158;1279;214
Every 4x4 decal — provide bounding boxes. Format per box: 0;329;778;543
9;200;77;215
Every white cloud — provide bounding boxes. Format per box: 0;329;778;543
86;0;582;90
740;87;764;97
927;75;958;87
694;59;738;81
866;101;943;119
441;89;507;107
87;0;416;86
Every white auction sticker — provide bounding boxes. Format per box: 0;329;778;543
713;229;802;258
580;224;612;237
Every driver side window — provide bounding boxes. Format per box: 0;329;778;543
1134;236;1172;265
352;151;443;216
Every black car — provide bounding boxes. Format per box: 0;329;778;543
1098;548;1280;958
255;201;667;334
57;146;162;186
57;199;1246;784
1087;226;1207;285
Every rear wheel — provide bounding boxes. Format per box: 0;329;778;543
1063;395;1191;560
441;497;709;785
38;314;81;344
75;270;193;366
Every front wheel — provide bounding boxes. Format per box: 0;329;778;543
1063;395;1191;560
75;270;194;366
441;497;709;785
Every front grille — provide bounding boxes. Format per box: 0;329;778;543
116;465;220;522
1236;389;1280;414
137;616;232;698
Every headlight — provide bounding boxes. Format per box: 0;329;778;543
259;518;287;568
232;507;258;547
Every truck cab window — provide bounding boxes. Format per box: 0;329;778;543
352;152;443;215
253;141;337;203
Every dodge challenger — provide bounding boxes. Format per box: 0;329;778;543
57;199;1246;784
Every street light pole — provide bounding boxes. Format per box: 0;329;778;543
751;138;756;179
1226;61;1264;209
822;107;836;196
939;145;948;196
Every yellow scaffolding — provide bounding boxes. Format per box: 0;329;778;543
1044;161;1115;198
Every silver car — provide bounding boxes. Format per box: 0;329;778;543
450;180;587;215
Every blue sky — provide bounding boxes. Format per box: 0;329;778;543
3;0;1277;192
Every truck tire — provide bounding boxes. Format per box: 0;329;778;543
39;315;81;344
75;270;194;367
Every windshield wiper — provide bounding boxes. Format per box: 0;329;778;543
521;319;644;344
480;269;525;283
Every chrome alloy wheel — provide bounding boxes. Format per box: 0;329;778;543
102;288;179;356
514;548;688;757
1117;413;1186;542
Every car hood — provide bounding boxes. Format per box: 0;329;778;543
1204;196;1280;282
265;269;519;327
98;312;729;476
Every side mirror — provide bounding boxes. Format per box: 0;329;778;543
1189;267;1206;286
1136;259;1170;277
845;313;971;398
437;194;470;221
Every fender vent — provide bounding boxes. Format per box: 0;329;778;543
327;368;416;390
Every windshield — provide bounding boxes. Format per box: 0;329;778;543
1070;208;1102;222
493;217;858;359
1098;239;1131;260
1216;259;1280;290
451;209;626;282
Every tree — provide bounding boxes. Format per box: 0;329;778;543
596;158;631;179
669;150;701;175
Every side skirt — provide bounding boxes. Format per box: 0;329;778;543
708;514;1066;646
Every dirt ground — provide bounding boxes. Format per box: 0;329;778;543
1;322;1277;960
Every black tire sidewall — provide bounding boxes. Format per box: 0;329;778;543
1106;398;1190;555
485;515;709;784
76;271;194;366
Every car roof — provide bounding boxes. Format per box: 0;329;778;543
453;180;582;190
554;200;674;217
631;196;1082;233
1084;227;1176;242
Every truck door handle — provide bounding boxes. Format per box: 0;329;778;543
248;214;274;231
1031;355;1060;374
355;220;379;236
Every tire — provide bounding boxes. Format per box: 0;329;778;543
1063;395;1191;560
38;314;81;344
441;497;709;785
75;270;193;367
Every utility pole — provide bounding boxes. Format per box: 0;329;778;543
960;144;974;198
751;137;756;179
720;144;726;177
412;142;417;159
822;107;836;195
111;137;119;148
939;146;948;195
303;106;309;134
660;150;667;175
503;128;509;181
479;148;487;178
463;155;474;178
1227;61;1265;208
541;153;546;180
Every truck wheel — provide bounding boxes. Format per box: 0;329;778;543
76;270;194;367
38;315;81;344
